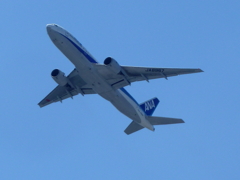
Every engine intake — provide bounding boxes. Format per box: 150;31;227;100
51;69;60;76
104;57;121;74
104;57;113;65
51;69;68;86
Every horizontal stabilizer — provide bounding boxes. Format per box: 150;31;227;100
146;116;184;125
124;117;184;135
124;121;144;135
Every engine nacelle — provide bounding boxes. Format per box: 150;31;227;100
51;69;68;86
104;57;121;74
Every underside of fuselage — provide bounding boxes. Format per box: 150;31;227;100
46;24;154;131
40;24;200;134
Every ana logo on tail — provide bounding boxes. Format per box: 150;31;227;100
145;100;155;111
139;97;160;116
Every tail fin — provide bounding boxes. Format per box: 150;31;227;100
139;97;160;116
146;116;184;125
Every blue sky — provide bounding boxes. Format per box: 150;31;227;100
1;1;240;179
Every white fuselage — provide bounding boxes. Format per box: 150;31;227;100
46;24;154;131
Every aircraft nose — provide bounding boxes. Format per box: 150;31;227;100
46;24;53;33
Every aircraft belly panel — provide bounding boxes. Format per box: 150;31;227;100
52;33;91;70
99;90;141;123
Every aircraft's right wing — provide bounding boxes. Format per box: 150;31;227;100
38;69;96;108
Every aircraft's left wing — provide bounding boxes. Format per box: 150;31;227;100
122;66;203;82
38;69;96;108
96;64;203;89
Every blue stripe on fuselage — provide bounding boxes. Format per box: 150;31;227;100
120;88;139;106
59;33;98;64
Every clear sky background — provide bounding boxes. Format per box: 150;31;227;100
1;1;240;179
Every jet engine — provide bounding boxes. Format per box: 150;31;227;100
104;57;121;74
104;57;131;85
51;69;69;86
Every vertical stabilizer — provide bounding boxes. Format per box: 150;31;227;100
139;97;160;116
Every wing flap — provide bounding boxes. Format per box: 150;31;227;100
38;86;95;108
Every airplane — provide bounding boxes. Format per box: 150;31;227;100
38;24;203;135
